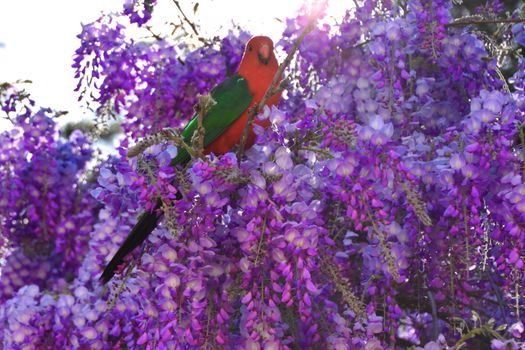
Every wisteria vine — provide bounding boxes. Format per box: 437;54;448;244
1;0;525;349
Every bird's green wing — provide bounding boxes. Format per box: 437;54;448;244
170;74;252;166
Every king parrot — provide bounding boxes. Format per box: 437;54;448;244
100;36;280;283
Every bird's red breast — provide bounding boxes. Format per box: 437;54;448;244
204;36;280;155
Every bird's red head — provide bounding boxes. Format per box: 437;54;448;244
238;36;278;75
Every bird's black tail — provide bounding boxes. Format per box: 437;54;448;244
100;202;161;284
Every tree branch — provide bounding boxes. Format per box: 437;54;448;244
145;25;163;41
191;94;215;157
127;127;197;159
427;290;439;341
446;17;525;27
172;0;199;36
519;124;525;182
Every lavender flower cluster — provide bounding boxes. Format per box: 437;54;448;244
0;88;99;303
1;0;525;349
72;13;249;140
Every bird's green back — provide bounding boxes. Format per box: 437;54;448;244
170;74;252;166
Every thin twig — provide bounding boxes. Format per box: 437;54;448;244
236;15;317;164
520;124;525;181
191;94;215;156
452;324;504;349
446;17;525;27
401;181;433;227
107;260;136;310
254;215;268;266
196;105;205;153
361;195;400;281
427;290;439;341
299;146;334;159
172;0;199;36
319;253;366;318
145;25;163;41
485;269;507;323
126;127;198;159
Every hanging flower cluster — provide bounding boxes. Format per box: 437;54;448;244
0;88;99;304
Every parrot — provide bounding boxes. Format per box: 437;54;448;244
100;36;280;283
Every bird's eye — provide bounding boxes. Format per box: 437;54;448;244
248;46;253;52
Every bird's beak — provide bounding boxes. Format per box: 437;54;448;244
258;44;270;65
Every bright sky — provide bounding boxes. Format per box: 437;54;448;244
0;0;348;130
